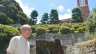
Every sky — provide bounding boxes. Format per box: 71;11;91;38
15;0;96;24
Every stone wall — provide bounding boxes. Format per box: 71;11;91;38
30;45;96;54
30;45;36;54
29;33;85;46
63;45;96;54
29;33;95;54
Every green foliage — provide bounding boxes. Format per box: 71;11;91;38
31;26;36;33
59;26;70;34
70;7;84;23
41;13;49;24
49;9;59;24
48;25;57;33
28;18;33;25
16;11;28;24
36;27;46;36
76;28;84;33
91;7;96;14
0;12;13;24
0;0;28;24
86;7;96;32
30;10;38;25
70;28;75;33
74;31;79;33
53;29;59;33
0;25;20;53
85;33;96;40
30;23;86;34
72;24;80;30
0;25;20;40
94;28;96;32
62;23;71;27
46;30;50;33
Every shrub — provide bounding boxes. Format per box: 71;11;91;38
72;24;80;30
62;23;71;28
94;28;96;32
74;31;79;33
85;33;96;40
70;28;75;33
0;25;20;53
88;26;96;32
36;27;46;36
82;26;88;31
59;26;70;34
53;29;59;33
31;26;36;33
77;28;84;33
80;23;85;26
48;25;57;33
0;25;20;41
46;30;50;33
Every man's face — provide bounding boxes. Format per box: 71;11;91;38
21;28;32;38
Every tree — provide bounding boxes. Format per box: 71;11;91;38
0;0;28;24
16;11;28;24
30;10;38;25
28;18;34;25
70;7;84;23
41;13;48;24
0;12;13;24
49;9;59;24
91;7;96;14
86;7;96;32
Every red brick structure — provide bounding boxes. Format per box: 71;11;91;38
59;19;69;23
59;0;90;23
77;0;90;21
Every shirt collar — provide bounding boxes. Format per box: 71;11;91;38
20;35;27;42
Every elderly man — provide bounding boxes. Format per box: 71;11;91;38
6;24;32;54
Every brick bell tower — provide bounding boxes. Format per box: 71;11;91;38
77;0;90;21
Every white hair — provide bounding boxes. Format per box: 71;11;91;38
20;24;31;30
